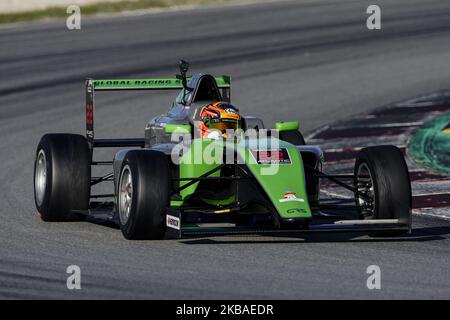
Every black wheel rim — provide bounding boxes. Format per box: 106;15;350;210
355;162;376;219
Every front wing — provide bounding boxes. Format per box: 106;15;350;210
165;208;410;239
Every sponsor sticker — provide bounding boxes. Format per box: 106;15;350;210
166;214;180;230
279;191;304;203
287;208;307;214
250;148;291;165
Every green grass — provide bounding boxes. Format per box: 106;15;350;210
0;0;234;24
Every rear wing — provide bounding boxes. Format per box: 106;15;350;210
85;76;231;152
92;77;231;90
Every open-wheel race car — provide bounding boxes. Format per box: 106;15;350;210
34;61;412;240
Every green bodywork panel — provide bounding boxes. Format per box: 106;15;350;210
165;123;191;134
93;76;230;90
179;139;223;200
241;139;311;219
177;138;312;219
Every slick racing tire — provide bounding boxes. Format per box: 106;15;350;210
117;150;170;240
34;134;91;222
354;145;412;236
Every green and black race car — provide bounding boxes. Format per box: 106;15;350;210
34;61;412;240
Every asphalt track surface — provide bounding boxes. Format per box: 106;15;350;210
0;0;450;299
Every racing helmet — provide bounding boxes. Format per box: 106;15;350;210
199;102;241;138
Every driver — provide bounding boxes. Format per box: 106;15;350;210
199;101;241;139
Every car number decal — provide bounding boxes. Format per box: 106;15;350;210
250;148;291;165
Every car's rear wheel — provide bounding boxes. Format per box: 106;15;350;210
34;134;91;221
117;150;170;240
354;145;412;236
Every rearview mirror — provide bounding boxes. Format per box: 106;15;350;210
275;121;299;132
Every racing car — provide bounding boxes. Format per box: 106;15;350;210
33;61;412;240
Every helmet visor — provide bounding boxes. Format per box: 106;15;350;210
209;120;238;133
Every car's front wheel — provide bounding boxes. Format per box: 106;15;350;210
117;150;170;240
354;145;412;236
